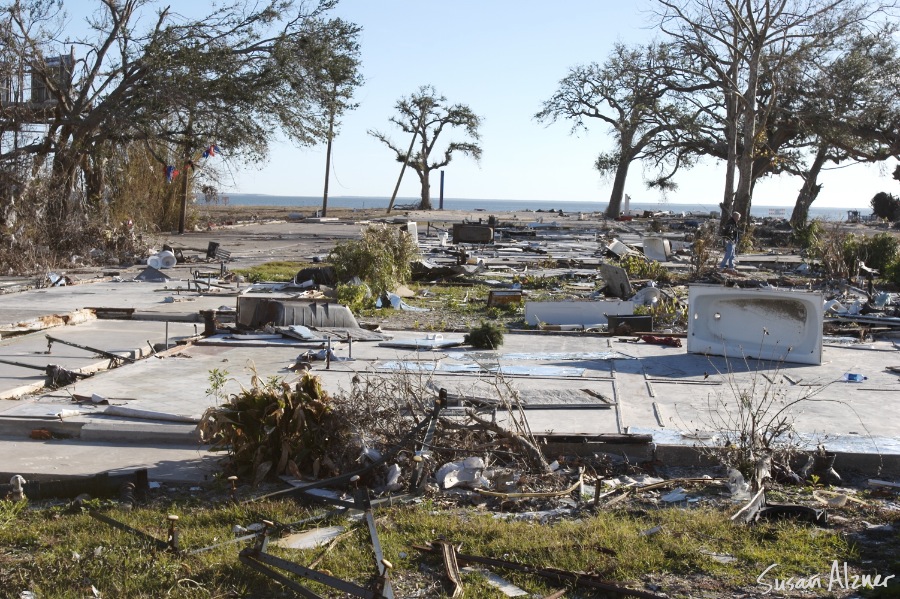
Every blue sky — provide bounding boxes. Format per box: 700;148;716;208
66;1;897;208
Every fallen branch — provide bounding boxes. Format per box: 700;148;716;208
475;472;583;499
466;409;549;472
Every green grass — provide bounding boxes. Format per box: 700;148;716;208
231;261;313;283
0;494;869;598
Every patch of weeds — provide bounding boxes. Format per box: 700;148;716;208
486;303;521;319
385;504;852;594
199;371;347;483
0;498;27;529
619;254;672;283
415;283;489;315
691;221;719;275
634;294;688;329
231;260;310;283
328;223;420;294
464;321;506;349
336;282;372;313
512;273;562;289
426;319;449;331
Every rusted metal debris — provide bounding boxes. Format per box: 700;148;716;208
0;469;149;501
239;482;395;599
414;541;668;599
45;334;136;365
89;510;176;552
0;357;92;388
731;488;827;525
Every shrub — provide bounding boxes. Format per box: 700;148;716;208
791;219;825;251
885;260;900;287
464;321;506;349
870;191;900;221
800;220;850;280
198;372;345;484
737;221;756;253
336;282;372;312
328;224;420;294
620;254;672;284
690;221;719;275
842;232;900;275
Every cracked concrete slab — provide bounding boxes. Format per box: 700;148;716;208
0;215;898;485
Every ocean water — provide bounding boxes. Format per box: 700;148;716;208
217;193;857;221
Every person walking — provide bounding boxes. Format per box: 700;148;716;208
719;211;741;272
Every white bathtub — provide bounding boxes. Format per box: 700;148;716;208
687;285;823;365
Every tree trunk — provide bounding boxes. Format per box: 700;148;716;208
604;153;632;218
178;117;193;234
321;108;335;217
722;91;738;221
790;145;828;228
49;150;80;241
733;48;762;221
418;168;432;210
84;153;106;211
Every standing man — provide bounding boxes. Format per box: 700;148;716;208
719;211;741;272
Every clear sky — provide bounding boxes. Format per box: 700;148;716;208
67;0;899;209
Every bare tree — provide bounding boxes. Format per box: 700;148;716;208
655;0;895;222
783;24;900;225
369;85;481;210
536;42;710;218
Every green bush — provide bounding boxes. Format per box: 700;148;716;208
464;321;506;349
620;254;672;284
336;282;372;312
328;224;420;294
791;219;825;251
842;232;900;275
885;260;900;287
870;191;900;221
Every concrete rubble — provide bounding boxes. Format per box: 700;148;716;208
1;207;899;496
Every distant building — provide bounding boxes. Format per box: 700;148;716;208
30;49;75;104
0;47;74;108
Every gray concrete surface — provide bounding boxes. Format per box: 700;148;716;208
0;216;898;486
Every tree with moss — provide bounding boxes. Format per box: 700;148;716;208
369;85;481;210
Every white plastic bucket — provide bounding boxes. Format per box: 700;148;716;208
147;255;161;269
158;250;177;269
